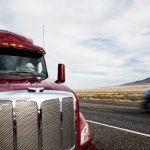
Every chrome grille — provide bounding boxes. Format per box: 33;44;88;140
16;101;38;150
62;97;75;150
0;101;14;150
0;94;75;150
41;99;61;150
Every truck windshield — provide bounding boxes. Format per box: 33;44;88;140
0;48;47;80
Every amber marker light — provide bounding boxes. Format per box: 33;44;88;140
10;43;17;47
18;44;24;48
2;42;9;46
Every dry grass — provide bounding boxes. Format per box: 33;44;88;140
75;84;150;101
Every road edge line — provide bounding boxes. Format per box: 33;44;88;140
87;120;150;137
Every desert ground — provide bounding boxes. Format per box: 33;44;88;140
75;84;150;101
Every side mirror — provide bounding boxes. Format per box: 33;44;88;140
55;64;65;83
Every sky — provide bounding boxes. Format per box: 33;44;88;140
0;0;150;89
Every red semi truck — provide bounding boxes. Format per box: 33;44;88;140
0;30;94;150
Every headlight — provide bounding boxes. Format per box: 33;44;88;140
81;123;91;145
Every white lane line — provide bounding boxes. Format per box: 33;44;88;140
87;120;150;138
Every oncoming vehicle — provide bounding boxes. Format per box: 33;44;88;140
0;30;95;150
142;88;150;111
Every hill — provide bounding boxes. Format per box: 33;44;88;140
75;77;150;101
122;77;150;86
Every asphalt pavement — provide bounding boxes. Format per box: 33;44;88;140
80;100;150;150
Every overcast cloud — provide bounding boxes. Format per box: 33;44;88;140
0;0;150;89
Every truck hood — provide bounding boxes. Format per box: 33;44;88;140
0;79;73;93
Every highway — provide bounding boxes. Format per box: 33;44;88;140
80;100;150;150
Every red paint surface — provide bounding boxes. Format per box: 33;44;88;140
0;30;45;53
0;80;72;92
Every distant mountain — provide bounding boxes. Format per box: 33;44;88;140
122;77;150;86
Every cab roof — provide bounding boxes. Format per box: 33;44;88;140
0;30;45;54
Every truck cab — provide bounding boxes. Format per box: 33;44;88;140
0;30;94;150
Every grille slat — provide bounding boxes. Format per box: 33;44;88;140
62;97;75;150
0;101;14;150
41;99;61;150
16;101;38;150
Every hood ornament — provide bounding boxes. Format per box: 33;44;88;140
27;87;44;93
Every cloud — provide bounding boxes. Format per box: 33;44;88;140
0;0;150;89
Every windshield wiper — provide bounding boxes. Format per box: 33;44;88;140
9;71;46;77
7;71;33;75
